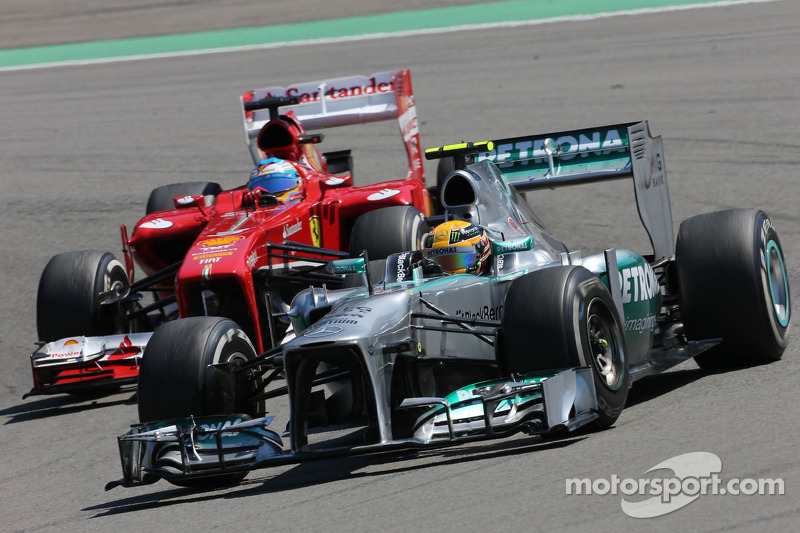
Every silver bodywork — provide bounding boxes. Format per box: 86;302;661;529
110;121;707;489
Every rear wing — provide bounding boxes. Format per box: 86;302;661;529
428;121;674;261
241;70;424;183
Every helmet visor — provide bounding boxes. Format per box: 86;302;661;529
249;175;299;195
424;245;480;272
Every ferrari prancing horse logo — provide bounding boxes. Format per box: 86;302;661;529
310;216;321;247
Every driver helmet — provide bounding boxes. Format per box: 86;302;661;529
423;219;491;275
248;157;302;203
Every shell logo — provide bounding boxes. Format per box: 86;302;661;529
198;235;245;247
64;339;79;346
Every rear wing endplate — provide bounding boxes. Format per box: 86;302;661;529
477;120;673;261
241;70;424;182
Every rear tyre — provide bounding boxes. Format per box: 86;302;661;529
145;181;222;214
36;250;129;342
498;266;629;428
350;206;427;260
138;317;261;487
676;209;790;369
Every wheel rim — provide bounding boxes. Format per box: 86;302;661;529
226;351;259;413
766;240;790;327
586;298;625;391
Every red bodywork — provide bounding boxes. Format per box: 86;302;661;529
128;70;431;353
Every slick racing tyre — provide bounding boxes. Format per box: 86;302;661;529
676;209;790;369
350;205;428;260
138;317;261;487
37;250;129;342
498;265;629;429
145;181;222;214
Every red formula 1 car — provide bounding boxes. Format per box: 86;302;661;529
27;69;433;398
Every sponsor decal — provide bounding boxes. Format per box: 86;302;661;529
202;264;213;280
644;152;664;189
332;263;362;275
426;246;457;258
304;144;323;170
192;251;234;261
283;76;393;103
51;351;82;359
619;262;659;304
398;105;419;143
198;257;221;265
454;305;503;321
331;258;366;275
367;188;401;201
448;225;481;245
313;305;372;326
626;314;657;334
249;76;395;110
303;325;344;338
492;237;533;255
176;196;195;205
198;235;245;247
325;177;345;186
247;251;258;270
282;219;302;239
396;252;410;282
63;339;79;346
309;216;321;247
196;417;245;441
455;389;477;401
139;218;173;230
508;217;525;235
479;129;627;167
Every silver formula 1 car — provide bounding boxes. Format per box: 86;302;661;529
108;120;790;490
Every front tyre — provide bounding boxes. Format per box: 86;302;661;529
350;206;427;260
36;250;129;342
498;266;629;428
676;209;790;369
138;317;260;487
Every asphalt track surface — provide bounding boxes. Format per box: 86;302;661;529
1;1;798;531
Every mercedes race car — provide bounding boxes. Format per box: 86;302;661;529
27;69;433;398
107;120;790;490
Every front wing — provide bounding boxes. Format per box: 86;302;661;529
106;367;597;489
25;333;150;398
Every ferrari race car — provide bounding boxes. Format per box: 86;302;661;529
107;120;790;490
27;69;433;397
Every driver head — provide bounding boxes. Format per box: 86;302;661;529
423;219;490;275
248;158;303;203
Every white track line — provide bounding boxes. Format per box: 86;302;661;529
0;0;782;73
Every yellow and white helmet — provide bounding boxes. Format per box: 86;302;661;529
423;220;491;275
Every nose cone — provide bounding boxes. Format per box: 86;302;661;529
290;290;412;347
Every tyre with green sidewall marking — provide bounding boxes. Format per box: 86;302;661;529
676;208;790;369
